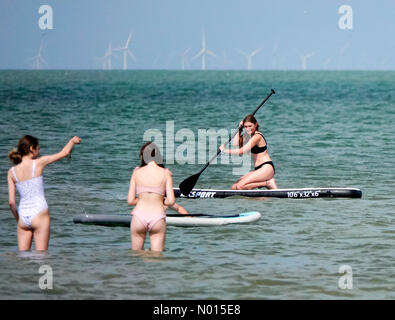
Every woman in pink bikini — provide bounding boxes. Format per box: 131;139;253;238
8;135;81;251
127;142;175;252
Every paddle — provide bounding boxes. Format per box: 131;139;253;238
179;89;275;196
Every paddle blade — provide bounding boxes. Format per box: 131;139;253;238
179;173;201;196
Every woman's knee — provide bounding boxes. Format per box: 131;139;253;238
233;181;247;190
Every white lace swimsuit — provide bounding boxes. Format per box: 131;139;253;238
12;160;48;228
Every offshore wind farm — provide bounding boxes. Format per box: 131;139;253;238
2;1;395;71
25;30;373;71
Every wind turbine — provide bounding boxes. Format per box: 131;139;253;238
298;51;316;70
192;32;215;70
238;48;262;70
101;43;116;70
181;47;191;70
27;40;47;70
114;32;136;70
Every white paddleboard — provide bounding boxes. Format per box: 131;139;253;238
73;211;261;227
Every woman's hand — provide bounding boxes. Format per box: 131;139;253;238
219;144;225;152
71;136;82;144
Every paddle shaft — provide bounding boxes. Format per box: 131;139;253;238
198;89;275;174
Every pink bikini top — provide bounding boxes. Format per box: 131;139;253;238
136;185;166;196
135;168;169;196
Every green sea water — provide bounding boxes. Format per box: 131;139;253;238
0;70;394;299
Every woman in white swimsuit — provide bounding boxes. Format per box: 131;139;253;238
8;135;81;251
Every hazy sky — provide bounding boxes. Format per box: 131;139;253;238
1;0;395;70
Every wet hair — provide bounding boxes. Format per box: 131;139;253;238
8;135;39;165
139;142;164;168
239;115;260;148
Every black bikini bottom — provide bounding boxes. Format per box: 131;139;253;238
254;161;275;174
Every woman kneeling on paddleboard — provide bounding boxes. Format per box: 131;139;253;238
127;142;175;252
220;115;278;190
8;135;81;251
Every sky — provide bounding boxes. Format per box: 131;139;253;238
1;0;395;70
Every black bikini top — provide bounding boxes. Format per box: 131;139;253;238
250;132;267;154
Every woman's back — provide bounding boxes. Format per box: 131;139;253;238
133;162;169;212
12;159;42;182
12;160;45;202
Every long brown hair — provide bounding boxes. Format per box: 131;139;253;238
139;142;164;168
8;135;39;165
239;115;260;148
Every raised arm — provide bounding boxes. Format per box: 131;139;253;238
38;136;81;168
7;169;19;222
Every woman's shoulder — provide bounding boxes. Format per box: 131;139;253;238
9;162;22;172
8;166;18;182
132;166;141;175
131;166;141;176
35;155;52;168
35;156;45;164
254;131;266;140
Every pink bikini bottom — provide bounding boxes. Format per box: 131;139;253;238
131;210;166;231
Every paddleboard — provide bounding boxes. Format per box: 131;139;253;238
73;211;261;227
173;187;362;199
